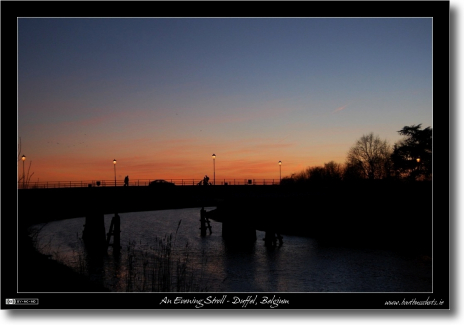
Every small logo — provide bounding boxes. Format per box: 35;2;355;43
6;299;38;305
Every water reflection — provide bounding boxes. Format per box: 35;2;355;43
29;207;431;292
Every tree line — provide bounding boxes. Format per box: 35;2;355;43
282;124;432;185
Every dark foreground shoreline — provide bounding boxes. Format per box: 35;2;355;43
18;228;110;292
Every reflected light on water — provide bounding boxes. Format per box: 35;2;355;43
29;207;431;292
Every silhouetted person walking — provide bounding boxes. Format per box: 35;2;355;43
124;175;129;187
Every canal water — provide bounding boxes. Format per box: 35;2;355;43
29;207;432;292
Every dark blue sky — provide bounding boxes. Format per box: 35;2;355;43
18;18;432;181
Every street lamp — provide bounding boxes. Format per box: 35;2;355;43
113;159;117;186
21;155;26;189
212;154;216;185
278;161;282;184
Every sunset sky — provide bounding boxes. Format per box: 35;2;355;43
17;17;432;183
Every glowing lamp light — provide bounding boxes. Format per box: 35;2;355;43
113;159;117;186
212;154;216;185
21;155;26;189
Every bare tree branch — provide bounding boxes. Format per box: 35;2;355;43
346;133;392;180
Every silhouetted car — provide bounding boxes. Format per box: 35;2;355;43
149;179;175;187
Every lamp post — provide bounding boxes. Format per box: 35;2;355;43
278;161;282;184
113;159;117;187
212;154;216;185
21;155;26;189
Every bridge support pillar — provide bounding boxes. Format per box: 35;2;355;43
106;213;121;254
222;215;256;242
263;229;283;247
82;211;106;253
200;207;212;237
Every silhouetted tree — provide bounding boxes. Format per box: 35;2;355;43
391;124;432;180
281;161;343;185
346;133;392;180
307;161;343;182
306;166;324;182
280;175;296;185
292;169;311;184
322;161;343;182
343;161;365;180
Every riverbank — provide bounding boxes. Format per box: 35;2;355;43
18;228;110;292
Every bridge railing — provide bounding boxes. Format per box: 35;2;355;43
18;178;281;189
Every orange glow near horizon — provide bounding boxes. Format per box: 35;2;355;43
17;18;431;185
18;126;354;183
17;150;348;184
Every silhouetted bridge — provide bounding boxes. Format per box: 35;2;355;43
19;184;287;224
19;178;281;189
18;181;433;253
19;184;294;251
